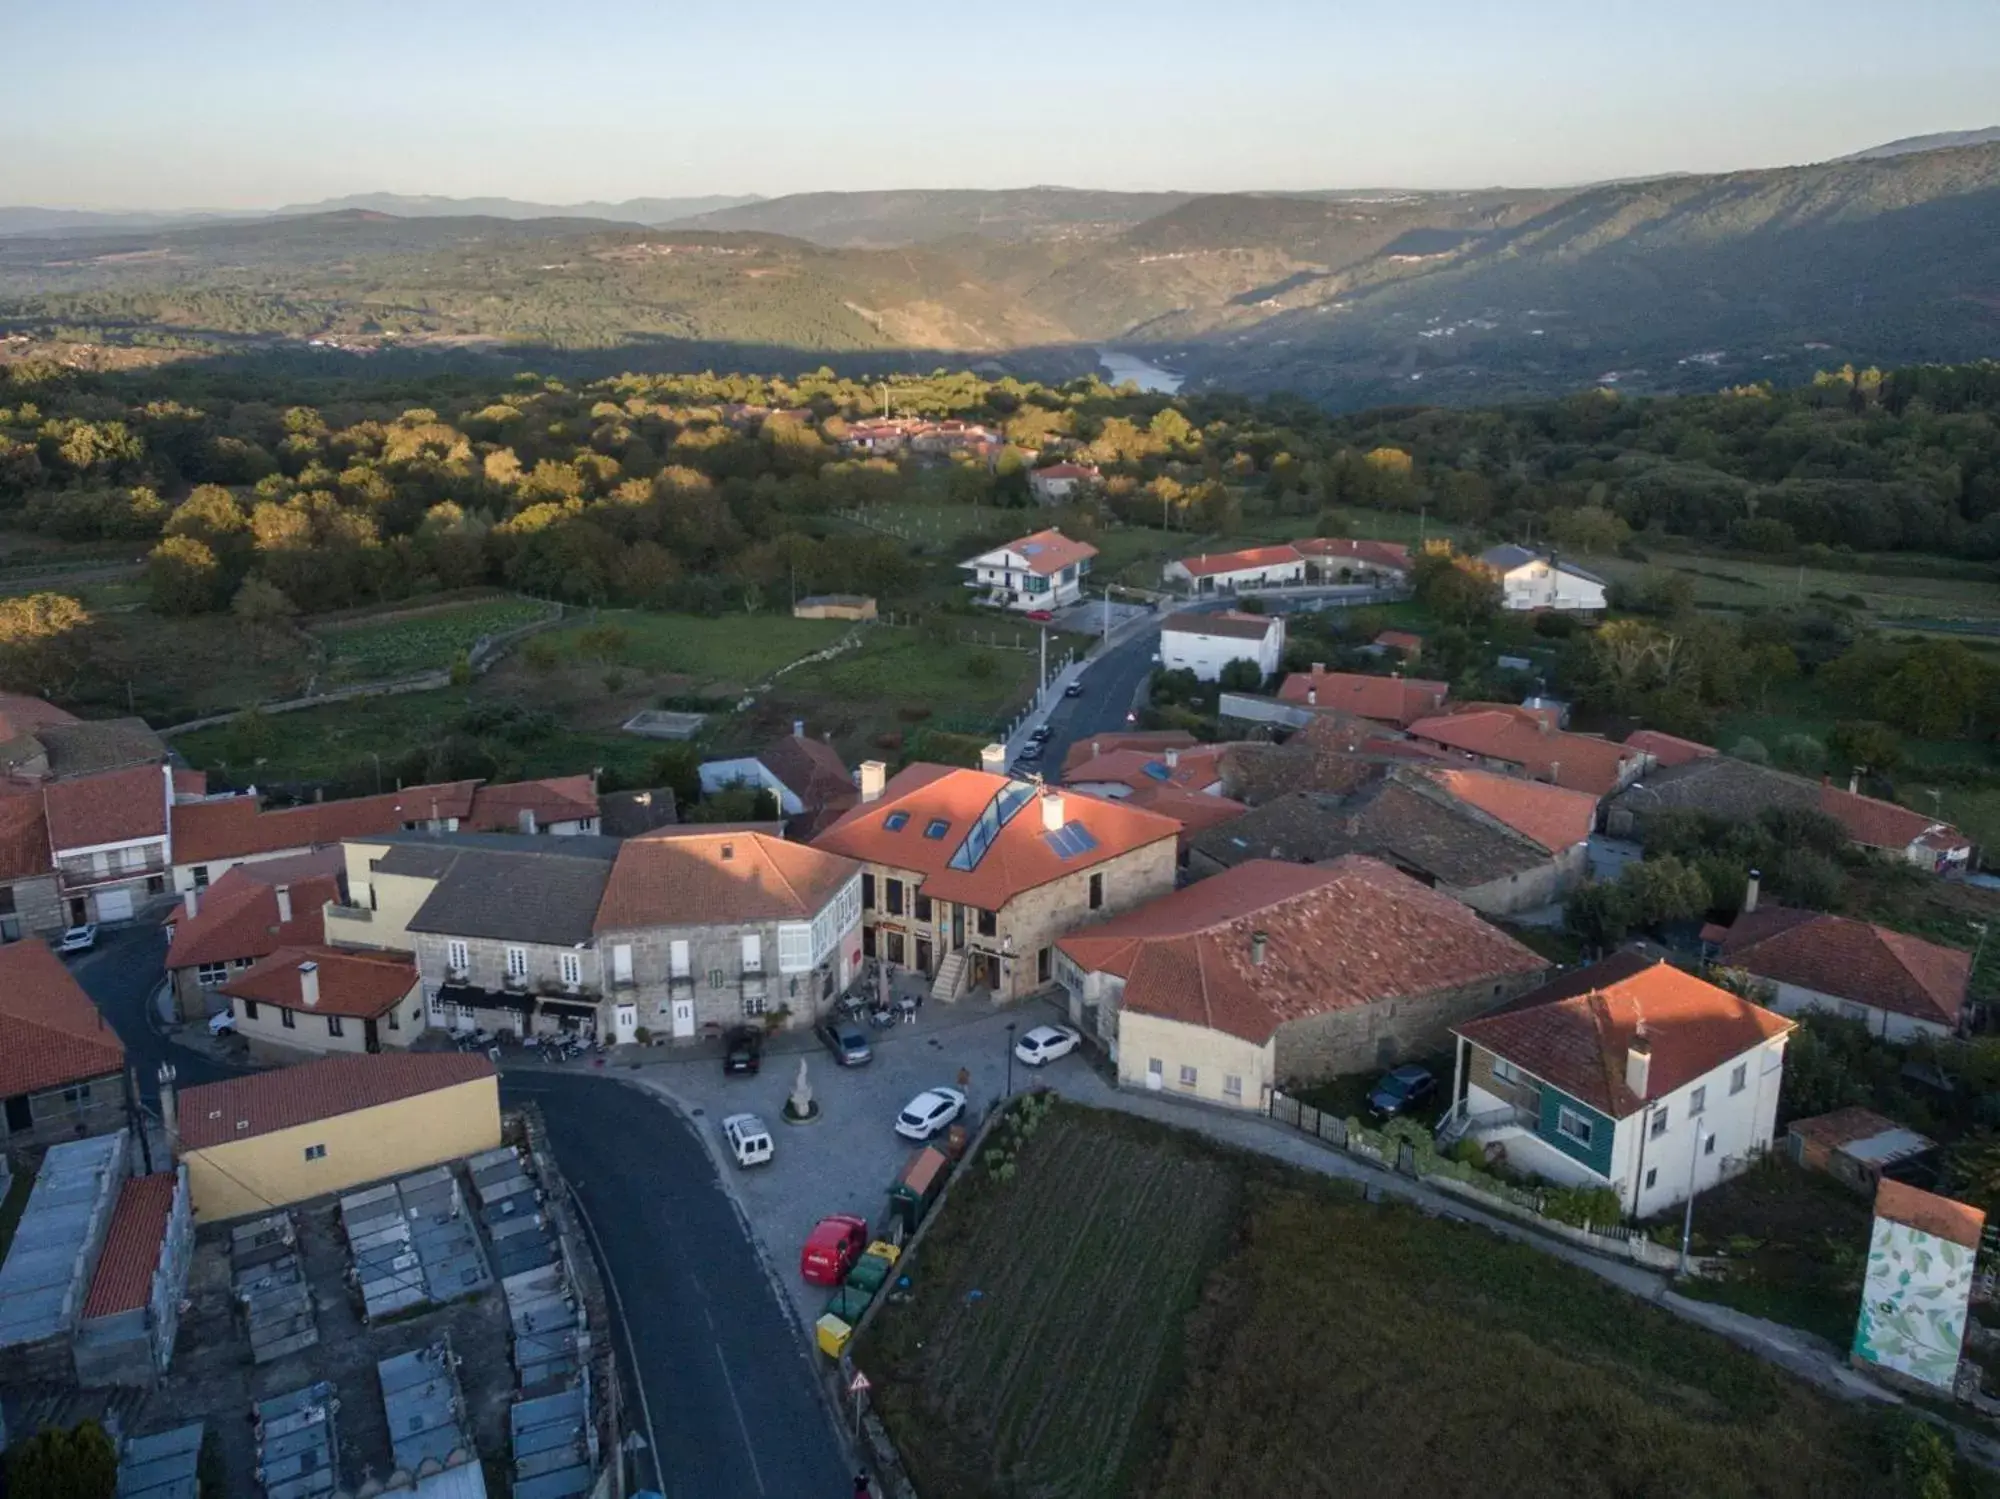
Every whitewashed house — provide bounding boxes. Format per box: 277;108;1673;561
1479;546;1608;613
1157;611;1285;683
960;529;1097;612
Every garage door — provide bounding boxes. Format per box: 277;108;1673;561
96;888;134;922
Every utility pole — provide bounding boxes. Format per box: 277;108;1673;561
1038;627;1048;704
1678;1124;1713;1276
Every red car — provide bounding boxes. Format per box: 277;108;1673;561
1026;609;1054;621
801;1214;868;1285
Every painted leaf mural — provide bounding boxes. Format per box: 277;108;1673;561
1851;1217;1974;1391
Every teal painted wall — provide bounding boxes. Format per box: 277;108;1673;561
1537;1086;1615;1178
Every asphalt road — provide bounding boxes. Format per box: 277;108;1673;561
69;923;237;1104
504;1071;853;1499
1035;617;1162;775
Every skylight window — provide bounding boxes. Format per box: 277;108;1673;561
884;811;910;831
924;819;951;840
1142;762;1171;781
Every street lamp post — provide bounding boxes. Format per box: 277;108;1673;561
1005;1022;1017;1100
1678;1123;1713;1277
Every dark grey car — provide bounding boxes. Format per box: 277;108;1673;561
816;1019;873;1067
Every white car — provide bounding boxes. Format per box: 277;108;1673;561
207;1010;237;1037
58;924;98;954
1015;1024;1081;1067
722;1112;773;1168
895;1086;967;1141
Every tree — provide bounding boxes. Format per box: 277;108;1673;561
1218;658;1264;693
3;1419;118;1499
1828;719;1902;776
146;535;224;615
230;576;298;658
0;591;97;697
1409;542;1500;627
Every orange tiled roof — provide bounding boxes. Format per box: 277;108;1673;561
177;1051;494;1151
1375;630;1424;654
1124;784;1249;836
1624;729;1716;768
1455;955;1793;1118
463;775;599;833
164;849;345;970
170;780;480;865
1059;856;1547;1044
1173;543;1304;579
596;829;859;931
1408;709;1639;796
0;692;78;743
1060;732;1198;780
976;528;1098;576
1818;783;1969;855
1875;1179;1986;1250
221;945;418;1019
0;938;125;1096
80;1173;180;1320
1293;537;1410;569
813;766;1180;909
756;732;858;812
1277;669;1449;728
43;764;167;850
1720;909;1970;1028
1419;767;1597;853
0;787;53;882
1062;743;1233;797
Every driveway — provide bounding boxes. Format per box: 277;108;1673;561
67;923;241;1104
1588;834;1645;882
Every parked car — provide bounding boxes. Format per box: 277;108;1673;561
207;1010;237;1037
1029;725;1051;743
1368;1064;1438;1120
800;1214;868;1285
895;1086;967;1141
1026;609;1054;622
1064;680;1085;698
722;1112;773;1168
1014;1024;1080;1067
816;1019;873;1067
1015;741;1042;762
722;1025;763;1075
58;924;97;954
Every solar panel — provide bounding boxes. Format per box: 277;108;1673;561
1143;762;1171;781
1043;821;1100;859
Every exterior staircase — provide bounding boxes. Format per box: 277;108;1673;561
931;951;968;1004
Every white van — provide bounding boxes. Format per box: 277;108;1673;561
722;1113;774;1169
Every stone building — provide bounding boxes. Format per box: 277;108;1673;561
161;848;344;1023
0;939;128;1151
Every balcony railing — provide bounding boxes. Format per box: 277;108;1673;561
325;904;373;925
58;852;168;891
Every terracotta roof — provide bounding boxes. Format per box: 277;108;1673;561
1292;537;1410;570
1160;609;1278;641
80;1173;180;1320
1818;783;1968;855
1418;767;1597;853
170;779;479;865
43;764;167;850
969;528;1098;576
1874;1179;1985;1250
164;849;344;970
1173;543;1304;579
1033;463;1099;480
1719;909;1969;1028
1062;743;1234;797
1610;758;1969;858
463;775;599;833
1408;709;1639;796
1789;1106;1932;1155
1059;856;1545;1044
1375;630;1423;654
1278;669;1449;729
0;938;125;1096
1060;731;1198;780
0;787;53;882
1124;784;1250;838
1217;718;1410;806
596;829;859;931
1624;729;1716;768
813;766;1180;909
0;692;78;742
1455;955;1793;1118
221;945;418;1019
176;1051;495;1151
756;733;858;812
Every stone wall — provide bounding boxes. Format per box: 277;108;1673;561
599;916;837;1036
1273;966;1549;1084
1;1071;128;1152
989;836;1178;1002
2;874;64;939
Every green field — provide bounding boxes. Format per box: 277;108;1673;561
540;610;848;685
860;1101;1957;1499
783;624;1058;719
314;597;553;681
1590;548;2000;626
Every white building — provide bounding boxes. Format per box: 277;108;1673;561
41;764;177;926
1157;610;1285;684
1447;954;1792;1219
1161;543;1305;594
1479;545;1608;613
1711;905;1969;1043
1028;463;1100;504
960;528;1098;612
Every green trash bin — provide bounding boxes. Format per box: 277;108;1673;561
846;1251;893;1295
824;1285;874;1324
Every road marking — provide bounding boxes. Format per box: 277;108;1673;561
565;1180;666;1495
713;1344;768;1496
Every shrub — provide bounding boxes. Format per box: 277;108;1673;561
966;651;997;680
1451;1138;1487;1169
448;650;473;686
1727;736;1770;765
1774;732;1825;774
523;636;560;672
1542;1185;1624;1229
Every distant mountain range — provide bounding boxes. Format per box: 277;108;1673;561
272;192;762;223
1837;127;2000;161
2;131;1996;407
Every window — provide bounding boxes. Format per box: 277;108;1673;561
885;931;906;965
886;879;904;916
1644;1167;1658;1190
327;1016;344;1037
1224;1075;1243;1100
670;939;690;979
191;866;210;889
862;874;876;910
884;811;909;832
505;946;528;979
62;1082;91;1105
709;968;726;989
914;894;933;923
303;1144;327;1162
778;924;812;973
861;927;876;958
559;952;582;987
1088;873;1104;910
977;908;997;938
1491;1057;1524;1086
741;933;762;972
280;1008;296;1030
1178;1064;1198;1088
446;939;469;973
197;962;228;986
1148;1057;1163;1080
1037;947;1052;983
1688;1086;1706;1116
387;1009;399;1031
743;991;768;1017
1556;1107;1594;1146
242;1000;259;1021
1730;1062;1747;1095
1650;1107;1668;1139
1704;1133;1717;1157
924;819;950;840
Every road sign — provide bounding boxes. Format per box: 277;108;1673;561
849;1371;871;1395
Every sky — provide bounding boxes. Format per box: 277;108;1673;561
6;0;1999;210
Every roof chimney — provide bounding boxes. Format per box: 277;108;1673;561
1251;931;1269;966
1165;748;1180;769
858;761;887;804
980;743;1008;775
1625;1030;1652;1101
793;720;805;738
1849;769;1861;795
274;885;292;925
298;960;320;1009
1744;869;1760;916
183;886;199;921
157;1063;177;1154
1041;790;1066;831
518;808;538;835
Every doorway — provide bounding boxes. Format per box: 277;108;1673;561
67;898;87;927
614;1003;638;1045
4;1094;30;1134
671;998;695;1040
915;937;933;976
363;1018;380;1054
951;904;965;950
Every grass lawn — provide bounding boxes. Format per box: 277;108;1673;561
1288;1050;1455;1127
782;626;1047;722
541;610;847;686
1589;548;2000;625
861;1101;1934;1499
313;597;552;681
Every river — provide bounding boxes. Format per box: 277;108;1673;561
1097;347;1184;394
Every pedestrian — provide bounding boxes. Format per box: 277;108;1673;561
956;1066;971;1093
853;1469;872;1497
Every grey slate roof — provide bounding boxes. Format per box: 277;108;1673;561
40;718;168;777
399;836;619;946
1607;754;1817;826
1478;545;1607;586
